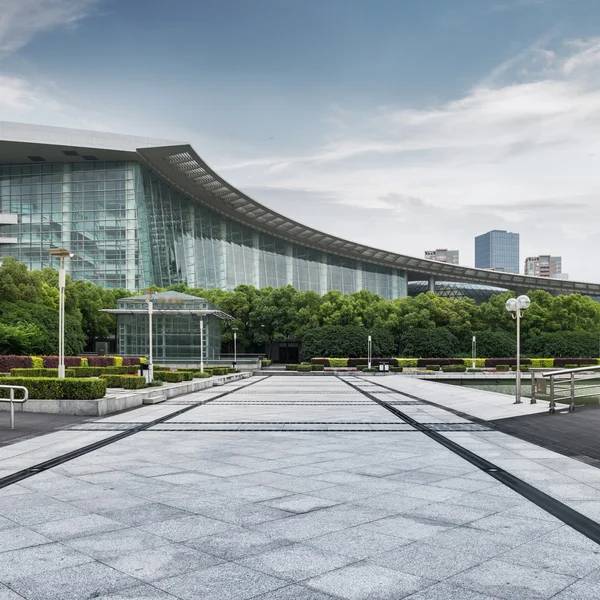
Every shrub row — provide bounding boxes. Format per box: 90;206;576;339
0;355;143;373
100;375;146;389
0;377;106;399
154;371;185;383
310;357;600;369
10;366;139;378
261;360;272;367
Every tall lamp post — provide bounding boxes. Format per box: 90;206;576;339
367;335;372;370
232;325;238;368
200;316;205;374
142;289;156;383
48;248;73;379
506;295;530;404
472;335;477;370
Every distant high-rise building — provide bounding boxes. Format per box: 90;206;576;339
475;230;519;274
424;249;459;265
524;255;566;279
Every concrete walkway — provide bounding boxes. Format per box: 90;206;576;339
0;375;598;599
376;374;550;421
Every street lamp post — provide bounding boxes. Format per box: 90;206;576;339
367;335;372;370
506;295;531;404
142;289;156;383
48;248;73;379
472;335;477;370
232;326;238;368
200;316;204;374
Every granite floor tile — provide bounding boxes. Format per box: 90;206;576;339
0;526;51;553
0;583;26;600
238;543;356;582
30;513;126;541
260;494;339;514
403;581;506;599
63;527;169;560
102;503;193;527
305;525;411;560
447;559;576;600
104;543;224;582
184;526;291;560
139;514;232;542
154;562;287;600
0;541;92;580
91;583;180;598
496;539;600;578
251;583;337;599
5;561;140;600
365;514;451;541
305;560;433;600
371;541;488;580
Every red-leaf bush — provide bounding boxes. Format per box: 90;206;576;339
42;356;82;368
0;355;33;372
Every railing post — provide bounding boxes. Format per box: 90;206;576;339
570;372;576;412
530;371;536;404
549;375;555;414
9;387;15;430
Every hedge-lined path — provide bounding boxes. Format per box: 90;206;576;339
0;375;599;599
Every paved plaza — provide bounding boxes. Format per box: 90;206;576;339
0;375;600;599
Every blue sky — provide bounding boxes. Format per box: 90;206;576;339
1;0;599;280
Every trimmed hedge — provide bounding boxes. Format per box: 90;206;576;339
87;356;115;367
510;365;529;371
347;358;399;367
285;364;298;371
194;371;212;378
396;358;418;368
426;365;441;371
310;358;330;367
0;356;33;372
311;364;325;371
297;364;313;372
100;375;146;389
441;365;467;372
66;366;139;377
0;377;106;399
122;357;141;366
11;368;59;377
496;365;510;371
553;358;598;368
362;368;378;373
31;356;43;369
42;356;83;368
390;366;403;372
261;360;272;367
461;358;486;368
154;371;185;383
211;367;229;376
181;372;194;381
485;358;532;367
529;358;554;368
112;356;123;367
417;358;463;367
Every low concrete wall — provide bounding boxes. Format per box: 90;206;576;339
0;372;250;416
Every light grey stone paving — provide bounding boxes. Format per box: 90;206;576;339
0;375;599;600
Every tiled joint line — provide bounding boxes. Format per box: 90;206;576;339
0;377;267;489
338;375;600;547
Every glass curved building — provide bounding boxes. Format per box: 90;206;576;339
2;121;600;300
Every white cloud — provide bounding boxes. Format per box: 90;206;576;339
221;38;600;282
0;0;97;55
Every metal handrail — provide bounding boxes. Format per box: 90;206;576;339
0;385;29;429
531;365;600;414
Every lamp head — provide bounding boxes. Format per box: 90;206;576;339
505;298;518;313
517;295;531;310
47;247;72;258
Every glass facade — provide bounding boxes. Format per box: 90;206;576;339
115;292;222;361
0;160;407;299
408;281;508;304
474;230;519;274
